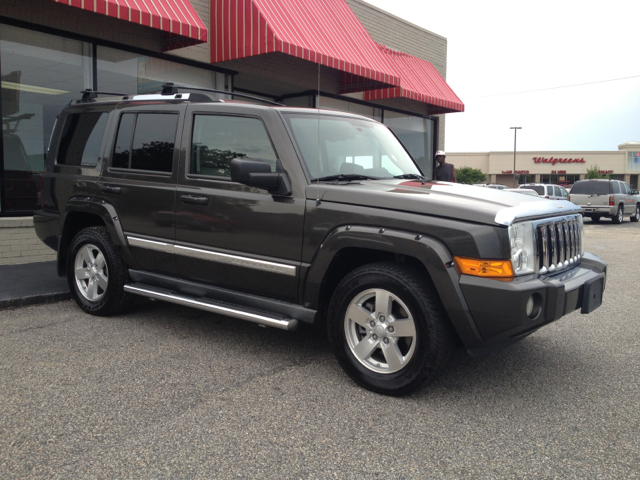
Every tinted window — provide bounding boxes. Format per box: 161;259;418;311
522;185;544;195
112;113;178;172
58;112;108;166
112;113;135;169
553;186;562;197
611;182;621;194
131;114;178;172
190;115;278;177
560;187;569;198
570;181;610;195
623;183;631;194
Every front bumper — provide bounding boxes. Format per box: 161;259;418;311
460;252;606;355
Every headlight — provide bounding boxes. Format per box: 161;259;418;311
508;221;536;275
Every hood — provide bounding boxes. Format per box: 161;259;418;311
306;180;581;226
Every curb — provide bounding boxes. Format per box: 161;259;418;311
0;292;71;310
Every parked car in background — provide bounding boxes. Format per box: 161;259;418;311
507;188;539;197
519;183;569;200
569;179;640;223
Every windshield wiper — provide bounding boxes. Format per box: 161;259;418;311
313;174;379;182
393;174;426;180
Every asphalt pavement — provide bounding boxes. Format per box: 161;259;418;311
0;261;69;309
1;220;639;479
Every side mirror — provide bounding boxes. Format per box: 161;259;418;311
230;158;292;196
632;190;639;195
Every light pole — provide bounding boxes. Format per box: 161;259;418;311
510;127;522;187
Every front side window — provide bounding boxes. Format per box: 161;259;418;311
57;112;108;166
112;113;178;172
190;115;278;177
283;113;421;180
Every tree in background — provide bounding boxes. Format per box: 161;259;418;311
585;165;606;179
456;167;486;184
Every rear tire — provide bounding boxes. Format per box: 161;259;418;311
327;262;454;396
67;227;133;316
631;204;640;223
612;205;624;224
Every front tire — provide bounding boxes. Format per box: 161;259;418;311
327;262;454;396
612;205;624;224
631;204;640;223
67;227;133;316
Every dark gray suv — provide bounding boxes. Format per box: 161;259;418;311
34;86;607;395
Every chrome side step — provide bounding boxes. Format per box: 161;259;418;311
124;284;299;331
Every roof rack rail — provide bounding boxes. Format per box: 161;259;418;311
81;89;126;101
161;83;285;106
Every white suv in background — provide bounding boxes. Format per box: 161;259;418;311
519;183;569;200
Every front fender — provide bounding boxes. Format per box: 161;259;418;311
303;225;484;348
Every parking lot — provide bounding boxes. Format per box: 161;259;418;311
1;220;639;479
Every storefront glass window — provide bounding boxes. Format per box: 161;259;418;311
97;47;230;95
1;24;91;212
316;95;382;121
627;152;640;171
540;174;581;186
383;111;434;178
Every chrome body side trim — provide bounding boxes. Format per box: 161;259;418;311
174;245;297;277
127;236;174;254
126;236;297;277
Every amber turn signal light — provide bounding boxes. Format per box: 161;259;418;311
453;256;514;279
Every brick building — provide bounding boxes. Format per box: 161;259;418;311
0;0;463;264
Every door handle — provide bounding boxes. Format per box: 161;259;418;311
180;194;209;205
100;185;122;194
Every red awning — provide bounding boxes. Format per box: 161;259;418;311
50;0;208;52
211;0;400;93
364;44;465;115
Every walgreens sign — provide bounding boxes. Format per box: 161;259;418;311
533;157;585;165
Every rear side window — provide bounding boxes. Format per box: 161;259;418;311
523;185;544;195
190;115;278;178
553;186;562;197
611;182;621;194
623;183;631;194
570;181;610;195
57;112;108;166
112;112;178;173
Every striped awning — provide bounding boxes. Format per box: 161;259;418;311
364;44;465;115
50;0;208;52
211;0;400;93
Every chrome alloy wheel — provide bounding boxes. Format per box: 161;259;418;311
344;288;417;374
74;243;108;302
617;206;623;223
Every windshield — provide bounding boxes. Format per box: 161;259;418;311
282;113;421;181
570;181;610;195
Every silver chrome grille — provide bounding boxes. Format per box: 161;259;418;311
533;215;582;274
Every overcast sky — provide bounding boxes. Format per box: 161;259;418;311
362;0;640;153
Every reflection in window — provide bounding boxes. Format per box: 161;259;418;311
1;24;90;212
58;112;108;166
191;115;278;177
112;113;177;172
